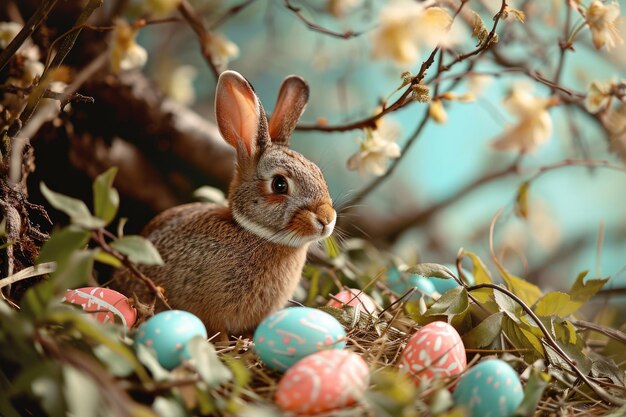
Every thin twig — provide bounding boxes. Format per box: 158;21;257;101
210;0;258;29
283;0;363;39
177;0;221;79
0;0;59;74
296;0;499;133
9;0;103;138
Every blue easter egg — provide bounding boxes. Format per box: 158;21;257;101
429;265;475;294
453;359;523;417
387;268;436;299
135;310;207;370
253;307;346;372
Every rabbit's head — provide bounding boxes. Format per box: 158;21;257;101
215;71;335;248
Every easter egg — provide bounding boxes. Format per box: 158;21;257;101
135;310;207;370
275;350;369;414
453;359;523;417
388;268;436;299
254;307;346;371
429;264;475;294
64;287;137;328
327;288;377;314
399;321;466;387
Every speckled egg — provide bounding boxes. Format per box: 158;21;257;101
453;359;523;417
254;307;346;371
275;350;370;415
135;310;207;370
429;264;475;294
64;287;137;328
327;288;377;314
387;268;437;299
399;321;467;387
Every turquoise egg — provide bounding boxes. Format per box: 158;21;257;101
387;268;436;299
453;359;523;417
430;265;475;294
253;307;346;372
135;310;207;370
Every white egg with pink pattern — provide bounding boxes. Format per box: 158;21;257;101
399;321;467;387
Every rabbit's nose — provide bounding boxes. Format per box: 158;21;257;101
315;203;336;234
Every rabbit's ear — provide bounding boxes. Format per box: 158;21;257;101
268;75;309;145
216;71;270;158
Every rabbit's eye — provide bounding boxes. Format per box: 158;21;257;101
271;175;289;194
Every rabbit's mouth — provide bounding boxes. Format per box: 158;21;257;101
232;206;336;248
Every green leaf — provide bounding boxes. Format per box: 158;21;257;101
188;337;232;387
533;292;582;318
46;310;150;383
37;226;91;265
92;167;119;225
424;286;469;317
501;272;542;307
515;181;530;219
513;369;550;417
405;263;455;279
94;249;122;268
462;312;504;349
135;344;169;381
460;250;493;285
40;183;104;229
569;271;608;303
93;345;134;378
153;398;186;417
110;236;164;266
494;289;523;321
502;316;544;361
51;249;96;293
63;366;100;417
323;236;340;259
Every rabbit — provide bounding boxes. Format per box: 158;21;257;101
112;71;336;339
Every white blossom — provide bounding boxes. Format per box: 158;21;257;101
327;0;363;18
491;85;554;153
158;65;198;106
206;32;239;68
372;1;453;67
22;60;45;85
110;20;148;74
585;79;614;113
347;119;401;176
429;99;448;124
586;1;623;50
0;21;21;49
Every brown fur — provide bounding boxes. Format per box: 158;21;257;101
111;71;335;339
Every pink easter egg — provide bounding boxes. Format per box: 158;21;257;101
64;287;137;328
275;350;370;415
399;321;467;387
327;288;377;314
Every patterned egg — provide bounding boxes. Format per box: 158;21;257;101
254;307;346;371
399;321;467;387
327;288;377;314
388;268;437;299
135;310;207;370
275;350;369;415
453;359;523;417
64;287;137;328
430;264;475;294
